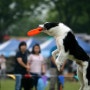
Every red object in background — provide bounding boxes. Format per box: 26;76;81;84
3;35;10;40
27;27;43;36
24;74;31;78
59;85;63;90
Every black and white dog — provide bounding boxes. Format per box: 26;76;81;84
39;22;90;90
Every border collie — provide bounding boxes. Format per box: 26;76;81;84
39;22;90;90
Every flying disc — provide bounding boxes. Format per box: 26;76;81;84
27;27;43;36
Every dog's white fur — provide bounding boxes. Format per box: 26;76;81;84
39;23;90;90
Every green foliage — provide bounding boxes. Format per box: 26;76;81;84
9;16;44;36
45;0;90;33
0;0;90;40
0;0;45;38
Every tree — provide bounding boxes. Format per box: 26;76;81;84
0;0;90;43
0;0;44;42
45;0;90;33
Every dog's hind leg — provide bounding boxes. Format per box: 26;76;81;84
77;66;84;90
82;62;89;90
86;60;90;90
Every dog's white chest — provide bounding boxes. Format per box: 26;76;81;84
55;37;64;50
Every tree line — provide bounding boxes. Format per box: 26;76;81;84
0;0;90;42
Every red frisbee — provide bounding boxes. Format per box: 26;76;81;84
27;27;43;36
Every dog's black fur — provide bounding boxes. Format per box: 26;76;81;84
44;22;59;30
63;32;89;61
63;31;90;85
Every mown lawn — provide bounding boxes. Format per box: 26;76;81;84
0;79;80;90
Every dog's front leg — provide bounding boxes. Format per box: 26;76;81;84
52;49;59;60
55;50;67;71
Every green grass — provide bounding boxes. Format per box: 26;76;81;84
64;81;80;90
0;79;80;90
0;79;15;90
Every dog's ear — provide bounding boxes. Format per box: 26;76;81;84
44;22;59;30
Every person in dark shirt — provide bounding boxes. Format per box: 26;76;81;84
14;41;30;90
49;46;66;90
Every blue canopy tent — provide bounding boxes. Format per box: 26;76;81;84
0;38;42;57
41;38;56;51
1;37;90;57
40;38;56;57
0;39;20;57
41;37;90;58
76;37;90;54
26;38;41;49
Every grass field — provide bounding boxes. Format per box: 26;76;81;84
0;79;80;90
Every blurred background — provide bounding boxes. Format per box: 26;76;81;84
0;0;90;41
0;0;90;90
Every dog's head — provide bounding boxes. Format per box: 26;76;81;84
39;22;59;36
27;22;71;37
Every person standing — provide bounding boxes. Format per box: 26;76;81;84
14;41;30;90
27;44;46;90
0;55;6;78
49;46;59;90
49;46;66;90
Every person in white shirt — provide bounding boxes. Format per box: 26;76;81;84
0;55;6;78
27;44;46;90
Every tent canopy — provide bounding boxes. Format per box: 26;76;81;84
0;38;42;57
0;39;20;51
26;38;41;49
0;37;90;57
41;37;90;57
76;37;90;53
40;38;56;51
40;38;56;57
0;39;20;57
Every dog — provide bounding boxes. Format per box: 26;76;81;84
38;22;90;90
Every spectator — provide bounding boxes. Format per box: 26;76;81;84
0;55;6;78
49;46;66;90
58;71;65;90
49;46;59;90
65;60;73;73
27;44;46;90
14;41;30;90
0;55;2;76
